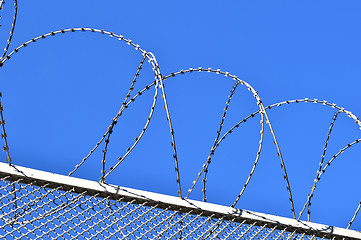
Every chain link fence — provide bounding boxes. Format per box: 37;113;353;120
0;162;360;239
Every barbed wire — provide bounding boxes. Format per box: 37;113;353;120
100;53;148;183
298;138;361;220
184;81;240;200
0;0;17;61
0;27;147;67
0;1;360;228
0;92;11;164
305;110;341;222
0;0;4;22
348;201;361;229
160;68;294;218
0;26;184;197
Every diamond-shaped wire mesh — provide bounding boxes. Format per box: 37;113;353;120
0;168;356;240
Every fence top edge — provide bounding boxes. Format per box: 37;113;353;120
0;161;360;239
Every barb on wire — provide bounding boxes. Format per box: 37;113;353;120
5;27;184;196
347;200;361;229
305;110;341;221
298;138;361;220
100;53;148;183
159;68;268;202
264;108;296;218
101;54;160;178
156;63;183;198
0;0;17;61
0;92;11;164
0;0;4;22
159;68;295;217
1;27;147;67
0;1;360;227
194;81;240;201
231;114;264;207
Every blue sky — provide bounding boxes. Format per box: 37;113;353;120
0;0;361;230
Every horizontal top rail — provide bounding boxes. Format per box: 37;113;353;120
0;162;360;239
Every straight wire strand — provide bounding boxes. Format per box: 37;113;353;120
100;53;148;183
0;0;17;61
0;92;11;164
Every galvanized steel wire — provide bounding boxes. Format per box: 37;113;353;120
0;1;360;233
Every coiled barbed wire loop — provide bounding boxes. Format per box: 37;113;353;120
0;0;360;229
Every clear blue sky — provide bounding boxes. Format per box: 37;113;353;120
0;0;360;230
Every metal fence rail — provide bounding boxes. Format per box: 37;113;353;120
0;162;360;240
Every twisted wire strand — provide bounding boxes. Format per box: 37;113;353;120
305;110;341;221
347;200;361;229
0;92;11;164
0;0;17;61
100;53;148;183
186;81;240;199
298;138;361;221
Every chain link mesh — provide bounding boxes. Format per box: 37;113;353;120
0;166;356;240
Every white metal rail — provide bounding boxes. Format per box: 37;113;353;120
0;162;360;239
